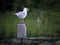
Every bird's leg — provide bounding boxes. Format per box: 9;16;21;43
20;18;21;22
20;18;23;23
22;18;24;22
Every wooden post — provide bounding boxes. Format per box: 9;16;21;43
17;22;27;45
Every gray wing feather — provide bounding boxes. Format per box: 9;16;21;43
17;12;25;18
17;12;25;15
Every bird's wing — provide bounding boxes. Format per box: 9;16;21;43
15;11;26;18
16;11;25;16
18;12;25;15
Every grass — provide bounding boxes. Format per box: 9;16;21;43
0;9;60;38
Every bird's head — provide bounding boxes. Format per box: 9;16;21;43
23;7;29;12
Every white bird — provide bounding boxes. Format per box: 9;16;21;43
15;7;29;22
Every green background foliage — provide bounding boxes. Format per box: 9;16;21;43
0;0;60;39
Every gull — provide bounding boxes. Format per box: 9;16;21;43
15;7;29;22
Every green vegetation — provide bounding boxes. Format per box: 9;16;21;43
0;0;60;39
0;9;60;38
